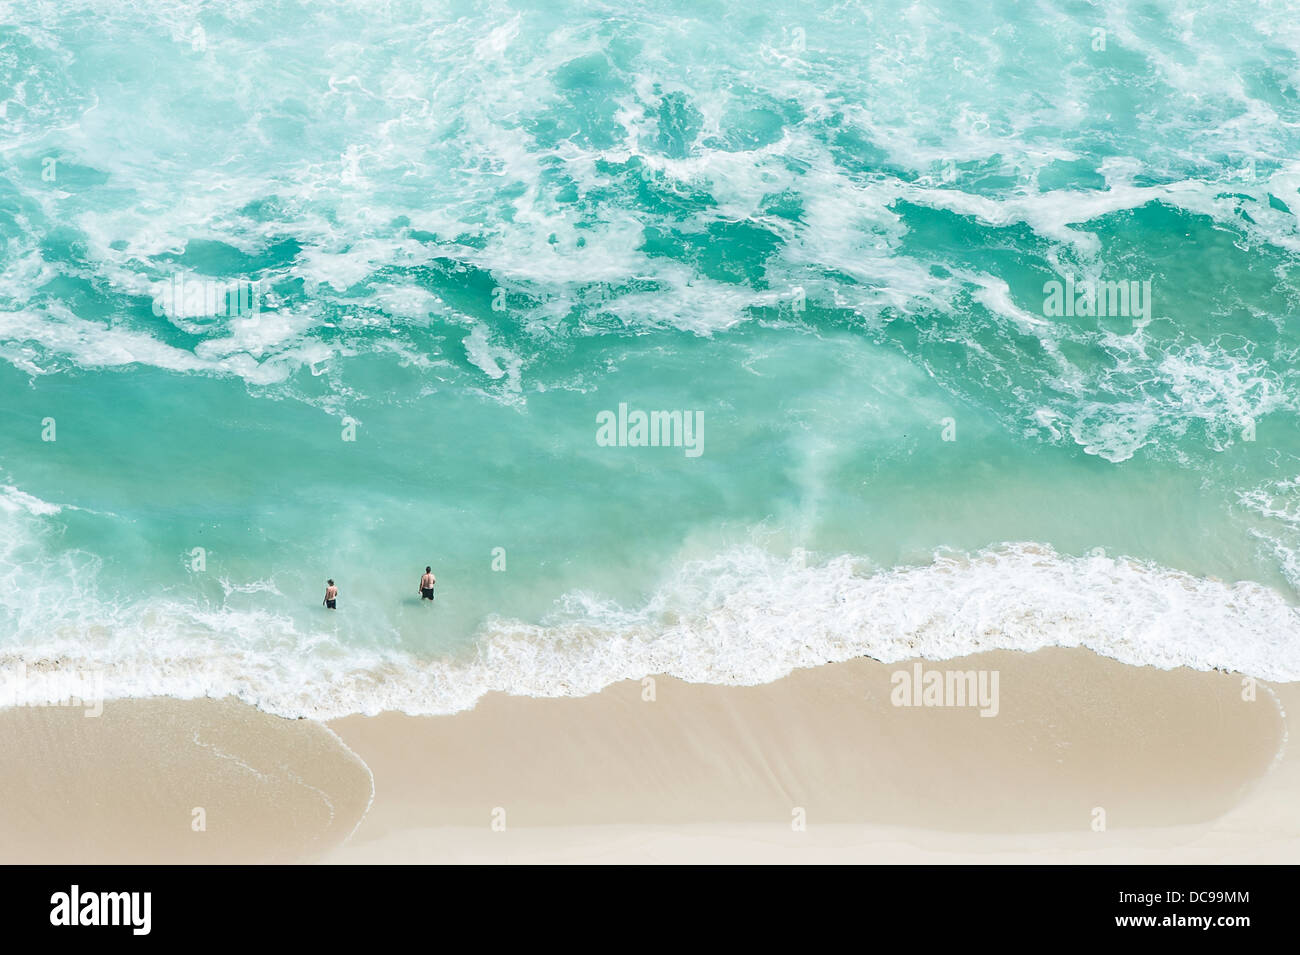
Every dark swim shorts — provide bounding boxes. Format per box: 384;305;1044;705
326;599;337;609
421;588;435;600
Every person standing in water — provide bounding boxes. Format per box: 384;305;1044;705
419;566;436;601
323;579;338;610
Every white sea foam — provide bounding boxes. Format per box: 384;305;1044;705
1;490;1295;718
0;305;293;385
0;486;63;517
1239;476;1300;592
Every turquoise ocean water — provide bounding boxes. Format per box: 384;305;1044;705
3;0;1300;717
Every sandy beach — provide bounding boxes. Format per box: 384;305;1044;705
8;0;1300;890
0;647;1294;864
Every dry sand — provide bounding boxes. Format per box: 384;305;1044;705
0;647;1294;863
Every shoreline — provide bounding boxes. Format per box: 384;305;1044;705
0;647;1295;863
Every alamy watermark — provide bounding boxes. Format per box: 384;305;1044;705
1043;274;1153;321
151;273;262;323
0;663;104;717
50;886;150;935
596;403;704;457
890;663;999;717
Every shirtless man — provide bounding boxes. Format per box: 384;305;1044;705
323;579;338;610
419;566;436;601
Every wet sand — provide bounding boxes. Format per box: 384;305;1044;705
0;648;1293;863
